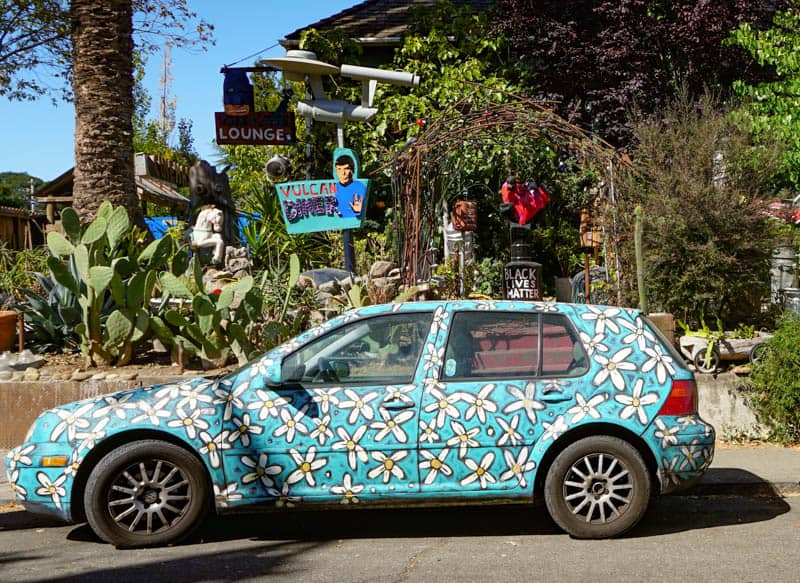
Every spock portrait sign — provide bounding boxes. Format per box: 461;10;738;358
276;147;370;234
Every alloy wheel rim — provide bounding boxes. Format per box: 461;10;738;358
562;452;633;524
107;459;192;535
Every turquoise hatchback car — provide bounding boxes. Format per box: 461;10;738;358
5;301;714;546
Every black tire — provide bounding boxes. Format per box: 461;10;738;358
693;346;720;374
84;440;210;547
748;343;768;364
544;436;651;539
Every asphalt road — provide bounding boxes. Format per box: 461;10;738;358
1;495;799;583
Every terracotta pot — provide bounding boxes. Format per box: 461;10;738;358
0;310;17;352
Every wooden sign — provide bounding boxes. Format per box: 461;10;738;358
214;111;295;145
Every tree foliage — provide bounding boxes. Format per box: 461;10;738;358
617;90;781;327
728;1;800;189
0;171;43;208
492;0;788;148
0;0;213;102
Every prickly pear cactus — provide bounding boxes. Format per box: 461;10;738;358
46;204;169;367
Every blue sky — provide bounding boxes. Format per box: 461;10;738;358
0;1;357;182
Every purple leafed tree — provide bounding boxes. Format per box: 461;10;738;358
492;0;788;147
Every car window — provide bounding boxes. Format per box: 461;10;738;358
281;312;433;385
541;313;589;376
443;311;539;379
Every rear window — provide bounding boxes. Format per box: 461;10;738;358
441;311;588;380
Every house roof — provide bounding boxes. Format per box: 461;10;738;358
280;0;494;47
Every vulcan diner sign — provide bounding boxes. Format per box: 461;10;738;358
276;147;370;234
214;111;295;145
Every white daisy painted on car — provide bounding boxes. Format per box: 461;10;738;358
50;402;94;442
503;383;545;423
496;415;523;447
213;381;248;421
273;406;309;443
338;389;378;424
424;385;461;426
6;444;34;471
446;421;480;458
241;453;282;489
580;305;621;335
653;418;679;448
460;452;496;489
287;447;328;487
500;447;536;488
568;392;608;424
642;344;676;384
247;390;291;420
619;317;656;351
367;450;408;483
615;379;660;425
167;406;212;440
332;425;369;470
228;413;263;447
330;474;365;504
370;408;415;443
311;387;340;415
579;331;609;356
457;383;498;423
130;397;171;426
419;418;440;444
593;347;637;391
419;448;453;485
213;482;243;508
34;472;67;510
309;414;335;445
541;415;569;442
92;393;136;420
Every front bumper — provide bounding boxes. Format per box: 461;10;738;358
645;414;715;494
5;444;78;523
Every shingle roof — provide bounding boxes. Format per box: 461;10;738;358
280;0;494;46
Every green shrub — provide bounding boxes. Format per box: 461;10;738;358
747;313;800;443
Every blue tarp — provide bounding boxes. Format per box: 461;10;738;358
144;214;261;244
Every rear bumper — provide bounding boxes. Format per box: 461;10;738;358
646;414;715;495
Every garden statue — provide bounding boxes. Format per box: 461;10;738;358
188;160;251;283
191;204;226;265
189;160;237;245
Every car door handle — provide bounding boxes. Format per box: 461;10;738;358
539;393;572;403
381;399;415;410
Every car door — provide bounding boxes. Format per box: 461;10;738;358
417;305;589;498
222;310;434;505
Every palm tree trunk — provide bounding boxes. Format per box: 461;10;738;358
70;0;141;223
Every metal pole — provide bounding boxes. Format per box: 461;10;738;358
337;123;356;274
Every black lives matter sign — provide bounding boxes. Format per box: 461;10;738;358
503;262;541;300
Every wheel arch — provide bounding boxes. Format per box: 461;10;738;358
532;422;659;500
70;429;214;522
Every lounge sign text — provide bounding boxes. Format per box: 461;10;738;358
214;111;295;145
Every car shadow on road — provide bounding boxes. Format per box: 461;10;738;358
0;508;66;532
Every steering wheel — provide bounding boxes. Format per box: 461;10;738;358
316;357;340;383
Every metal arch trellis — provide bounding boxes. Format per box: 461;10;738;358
377;88;627;292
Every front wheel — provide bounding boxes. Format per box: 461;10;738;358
544;436;651;539
84;440;210;547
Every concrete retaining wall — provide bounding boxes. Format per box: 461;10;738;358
0;373;765;449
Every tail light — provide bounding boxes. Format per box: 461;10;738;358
657;378;698;416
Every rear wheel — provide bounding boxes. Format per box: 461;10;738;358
544;436;651;539
84;440;210;547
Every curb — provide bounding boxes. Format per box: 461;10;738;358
679;481;800;497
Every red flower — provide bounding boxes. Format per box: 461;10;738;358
211;289;222;295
